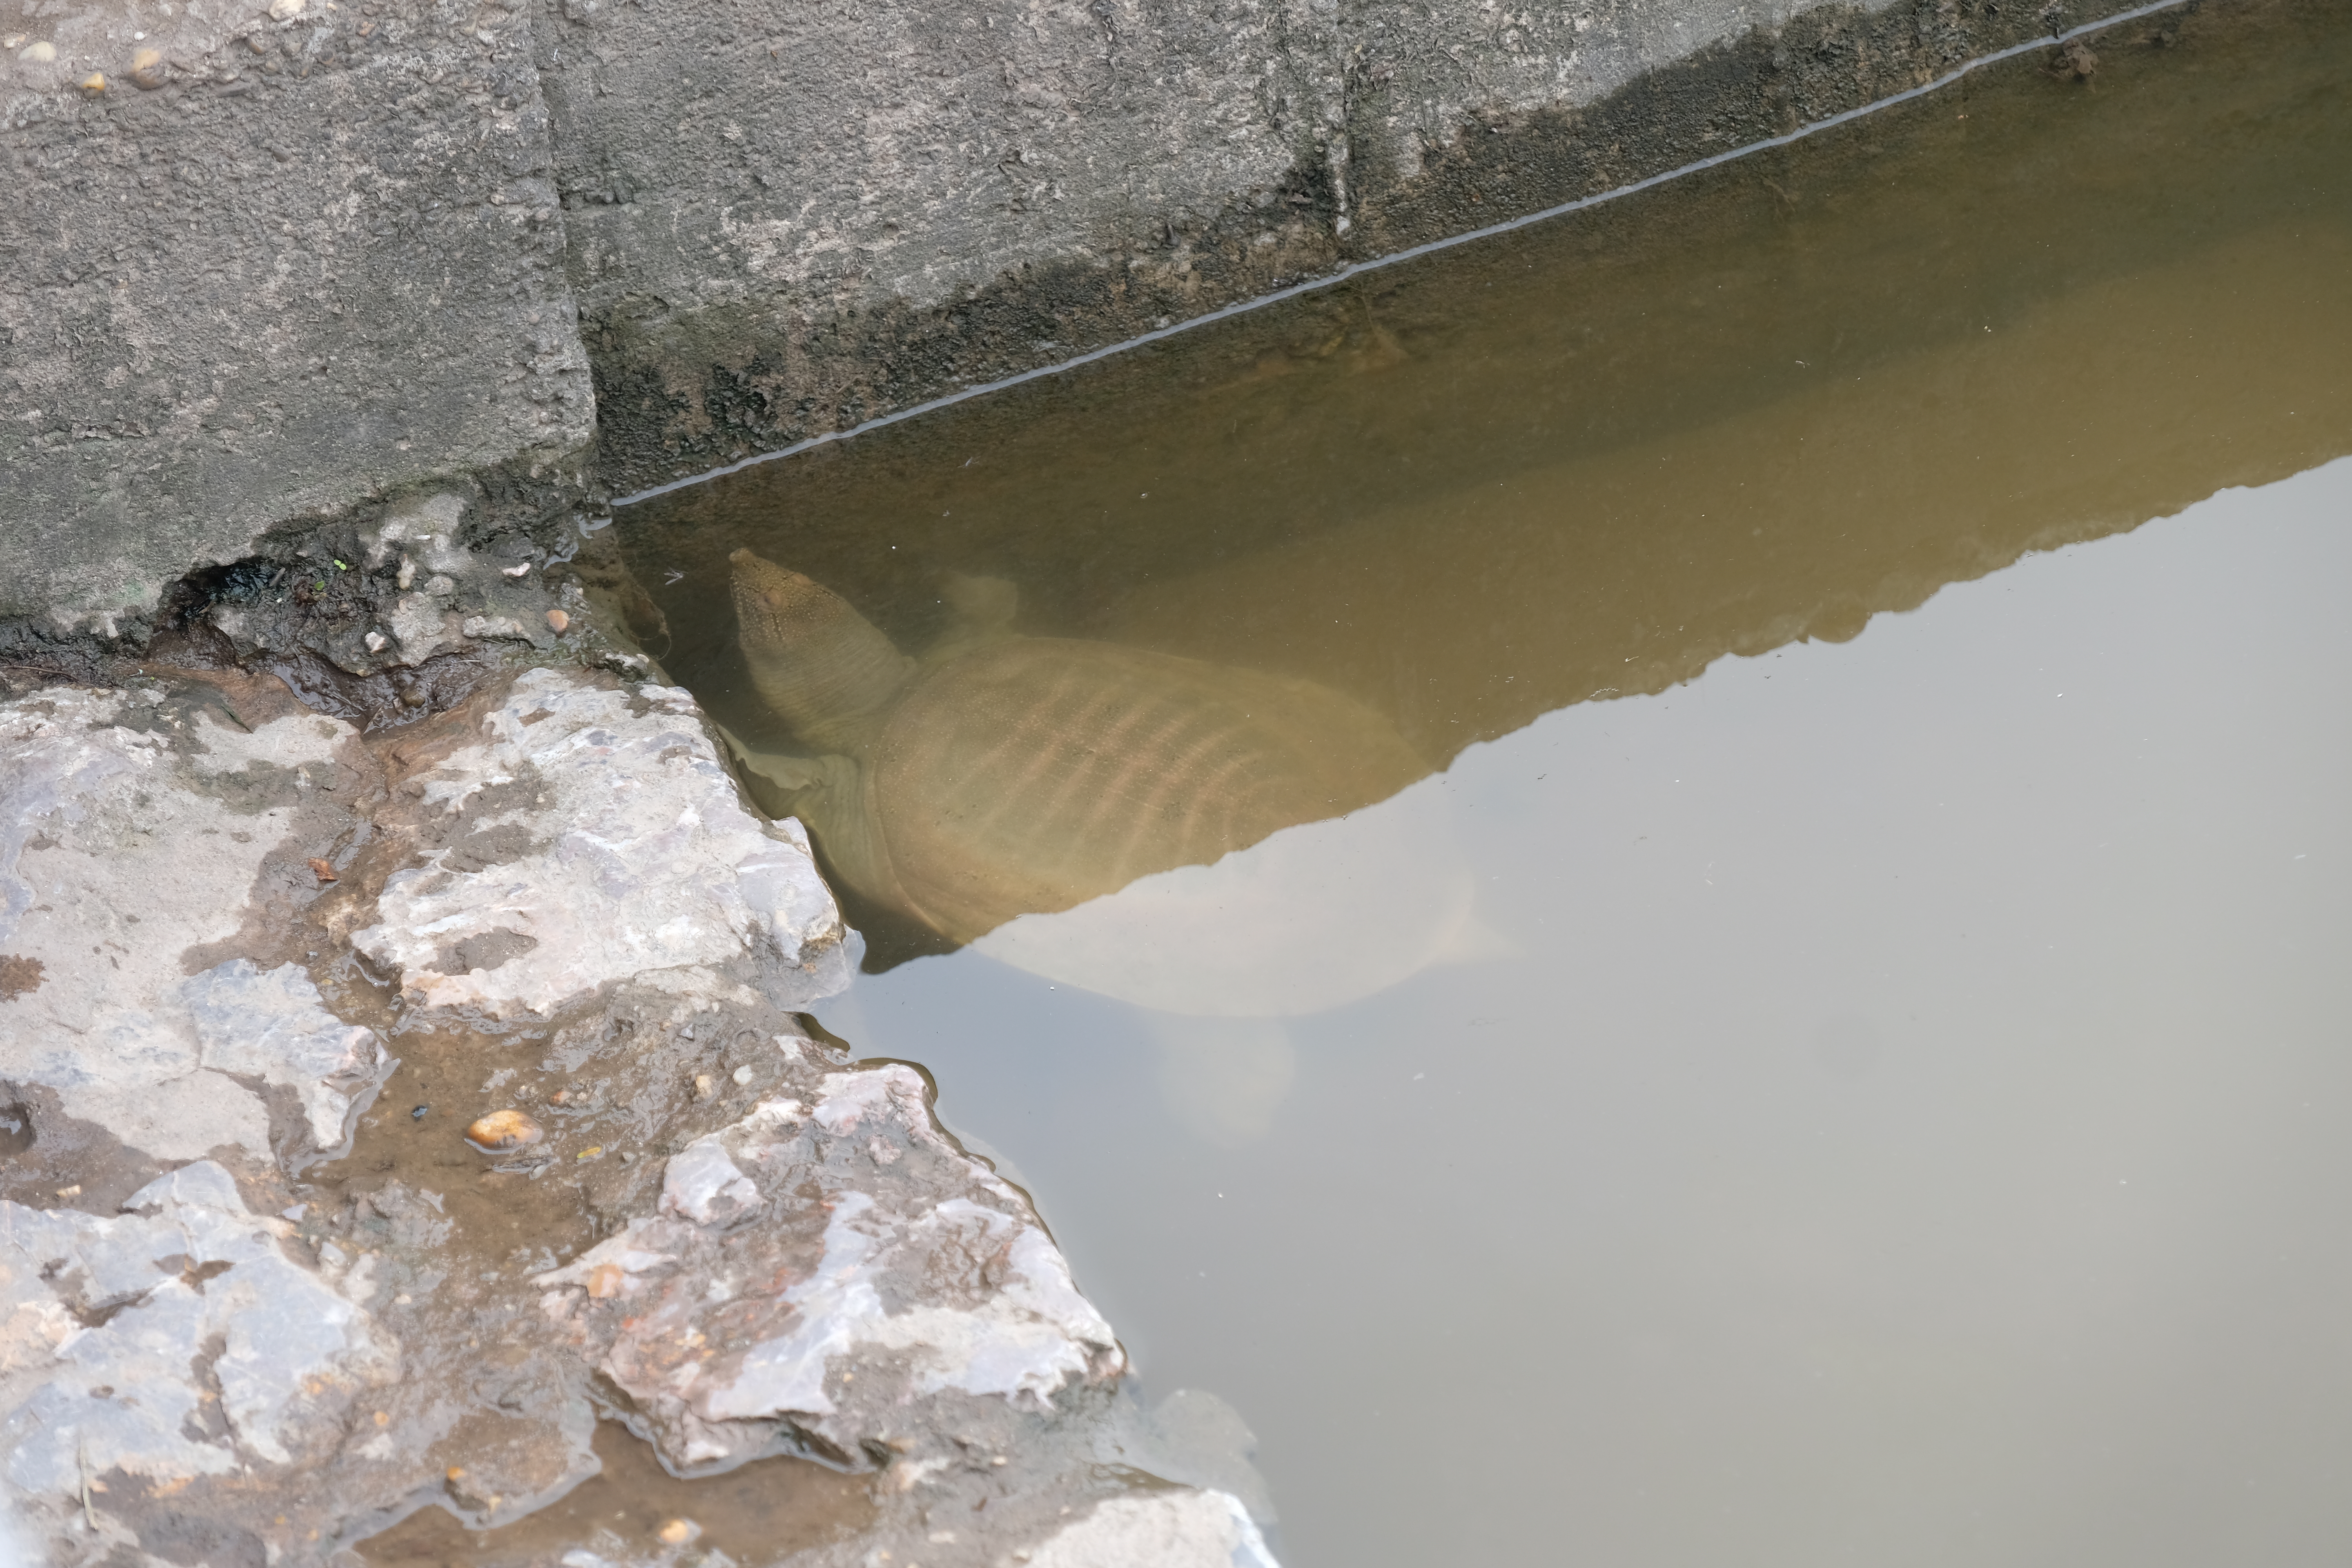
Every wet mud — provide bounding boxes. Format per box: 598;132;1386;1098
358;1419;876;1567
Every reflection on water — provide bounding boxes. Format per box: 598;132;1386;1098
618;5;2352;1565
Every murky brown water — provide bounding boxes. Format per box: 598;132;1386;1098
612;5;2352;1564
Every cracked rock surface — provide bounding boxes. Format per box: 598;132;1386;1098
0;662;1279;1567
354;666;848;1019
540;1060;1122;1471
1;677;384;1178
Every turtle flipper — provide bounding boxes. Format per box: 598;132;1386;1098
717;728;913;921
716;725;829;803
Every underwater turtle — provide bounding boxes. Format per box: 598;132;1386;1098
722;549;1476;1015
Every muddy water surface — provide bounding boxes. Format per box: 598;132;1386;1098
620;7;2352;1564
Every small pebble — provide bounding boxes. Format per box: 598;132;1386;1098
76;71;105;94
128;47;165;88
656;1519;701;1547
693;1074;715;1100
410;1104;428;1121
307;857;338;883
465;1109;542;1152
268;0;305;18
501;561;532;577
22;41;57;63
731;1065;753;1085
544;608;569;633
396;556;416;590
365;630;388;653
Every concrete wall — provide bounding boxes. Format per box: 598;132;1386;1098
1;0;2110;642
0;0;594;638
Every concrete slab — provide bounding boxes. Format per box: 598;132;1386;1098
0;0;594;634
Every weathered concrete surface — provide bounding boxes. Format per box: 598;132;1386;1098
0;662;1275;1568
541;0;2082;493
0;0;595;637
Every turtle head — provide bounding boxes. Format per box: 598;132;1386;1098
730;550;914;753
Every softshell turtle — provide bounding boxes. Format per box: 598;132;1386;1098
723;549;1476;1015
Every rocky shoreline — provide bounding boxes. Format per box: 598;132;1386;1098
0;630;1277;1564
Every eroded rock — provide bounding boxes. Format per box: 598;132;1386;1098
354;668;849;1018
1;683;385;1165
0;663;1274;1567
0;1162;390;1517
540;1060;1122;1471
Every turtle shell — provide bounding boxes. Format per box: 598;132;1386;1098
864;637;1428;946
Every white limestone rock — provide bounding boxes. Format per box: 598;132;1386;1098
0;688;383;1161
0;1161;390;1501
1027;1490;1281;1568
354;667;850;1018
184;960;384;1152
537;1062;1122;1470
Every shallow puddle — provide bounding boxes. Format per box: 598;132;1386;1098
615;5;2352;1564
360;1419;875;1567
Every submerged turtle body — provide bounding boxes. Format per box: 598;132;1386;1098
727;550;1455;1012
869;635;1425;944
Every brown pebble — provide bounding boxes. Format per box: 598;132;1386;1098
465;1109;543;1152
307;857;338;883
129;47;165;88
657;1519;700;1547
544;608;569;633
76;71;106;94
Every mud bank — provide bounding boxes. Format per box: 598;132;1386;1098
1;0;2220;652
